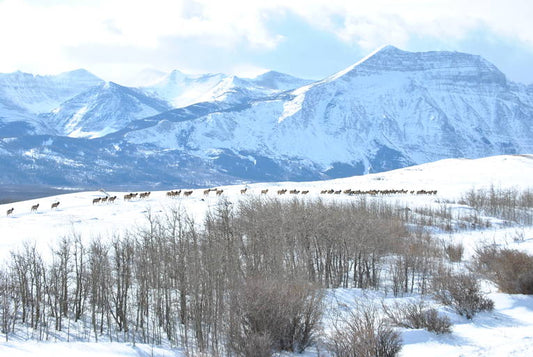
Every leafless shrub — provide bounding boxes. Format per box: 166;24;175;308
517;271;533;295
383;300;452;334
389;230;442;296
460;186;533;225
432;269;494;319
238;332;273;357
513;228;525;242
444;242;464;262
473;246;533;294
327;303;402;357
409;204;492;232
233;277;323;354
423;308;452;334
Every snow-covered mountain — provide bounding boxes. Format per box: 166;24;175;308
0;67;311;139
40;82;172;138
122;45;533;179
0;69;103;115
142;70;313;108
0;46;532;187
0;69;104;135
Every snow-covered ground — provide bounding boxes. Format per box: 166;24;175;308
1;154;533;356
0;341;183;357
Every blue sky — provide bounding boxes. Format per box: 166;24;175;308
0;0;532;85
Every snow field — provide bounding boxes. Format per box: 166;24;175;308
1;154;533;356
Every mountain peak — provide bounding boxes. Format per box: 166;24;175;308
372;44;401;54
60;68;98;77
54;69;103;85
249;70;313;91
253;70;285;79
326;46;507;86
102;81;121;90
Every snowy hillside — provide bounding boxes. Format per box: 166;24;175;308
1;154;531;255
1;154;533;357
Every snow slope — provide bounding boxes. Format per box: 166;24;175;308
2;154;532;257
0;69;105;136
41;82;172;138
1;154;533;356
1;154;533;357
0;342;183;357
0;69;103;115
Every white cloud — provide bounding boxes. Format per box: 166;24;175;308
281;0;533;50
0;0;531;79
0;0;284;74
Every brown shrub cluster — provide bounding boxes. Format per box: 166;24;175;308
473;246;533;294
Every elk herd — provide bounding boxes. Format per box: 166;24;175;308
5;186;438;217
6;201;60;216
93;196;118;204
164;187;437;198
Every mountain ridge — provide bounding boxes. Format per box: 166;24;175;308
0;46;532;187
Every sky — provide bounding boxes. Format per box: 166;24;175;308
0;0;532;86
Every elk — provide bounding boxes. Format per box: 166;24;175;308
240;188;248;194
51;201;60;209
289;189;300;194
301;190;309;194
166;190;181;197
277;189;287;195
6;208;14;216
183;190;193;197
216;189;224;196
108;196;117;203
31;203;39;212
139;192;151;199
101;197;108;203
93;197;102;204
261;189;268;194
124;192;138;201
320;190;327;194
204;189;211;196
